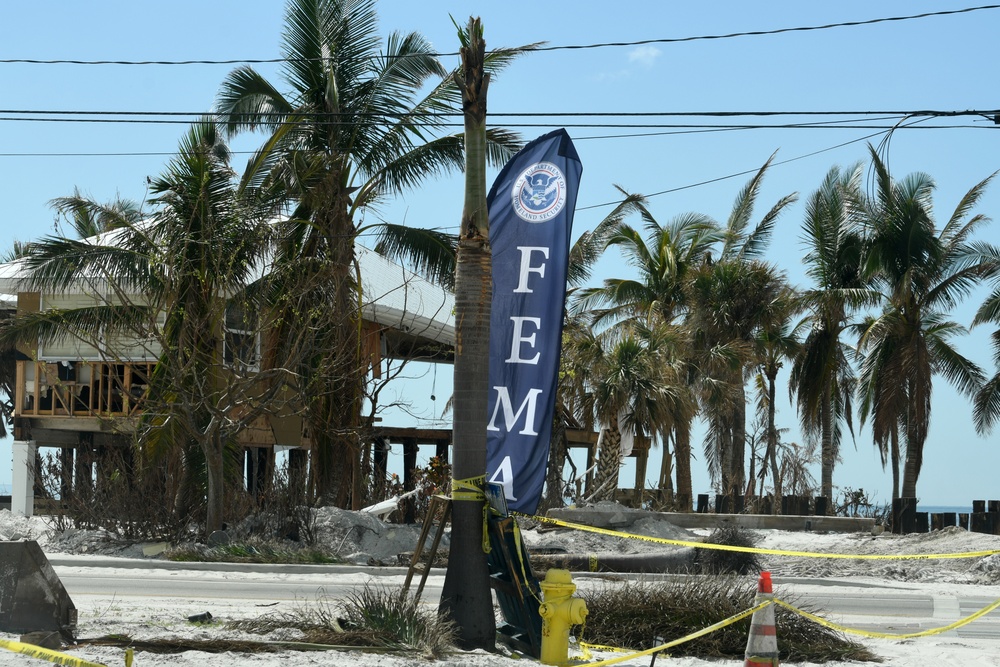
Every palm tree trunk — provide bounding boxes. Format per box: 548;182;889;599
173;445;198;518
901;379;921;499
731;385;747;496
766;370;782;513
820;384;834;504
315;192;363;508
719;414;734;496
205;435;225;534
901;417;920;499
658;431;674;499
540;411;568;511
674;418;693;510
593;423;623;502
439;18;495;652
890;426;900;501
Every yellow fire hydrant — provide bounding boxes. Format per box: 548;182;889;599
538;568;588;666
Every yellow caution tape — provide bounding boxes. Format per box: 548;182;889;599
576;601;771;667
774;595;1000;639
511;519;544;604
576;593;1000;663
451;475;486;502
519;513;1000;560
0;638;111;667
452;476;490;553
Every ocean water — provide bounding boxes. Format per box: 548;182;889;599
920;505;973;515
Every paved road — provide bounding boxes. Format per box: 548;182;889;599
56;564;432;603
49;558;1000;640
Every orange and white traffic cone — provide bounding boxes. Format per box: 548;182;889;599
744;571;779;667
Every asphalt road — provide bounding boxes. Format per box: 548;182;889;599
49;559;1000;640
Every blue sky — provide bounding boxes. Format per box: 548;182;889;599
2;1;999;507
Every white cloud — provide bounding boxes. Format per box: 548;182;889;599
628;45;661;67
592;69;631;82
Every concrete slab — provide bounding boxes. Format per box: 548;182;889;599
546;507;876;533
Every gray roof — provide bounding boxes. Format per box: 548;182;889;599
0;239;455;351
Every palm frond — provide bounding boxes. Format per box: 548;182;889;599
371;223;456;290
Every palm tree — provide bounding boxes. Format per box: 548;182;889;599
51;188;142;238
687;258;790;497
571;194;716;505
437;16;495;650
216;0;524;507
790;165;867;505
972;259;1000;435
563;321;686;503
2;121;273;533
0;199;143;439
752;283;801;509
857;146;993;500
684;157;797;497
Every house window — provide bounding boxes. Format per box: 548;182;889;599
224;304;259;371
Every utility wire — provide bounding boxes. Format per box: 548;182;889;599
0;108;995;117
0;4;995;65
577;129;893;211
0;118;990;157
0;108;995;118
0;116;990;132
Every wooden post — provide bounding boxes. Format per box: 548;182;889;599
75;436;94;502
633;438;648;509
60;448;74;502
402;437;418;524
435;439;450;464
892;497;917;534
696;494;709;513
288;448;307;501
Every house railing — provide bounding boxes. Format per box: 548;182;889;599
16;360;154;419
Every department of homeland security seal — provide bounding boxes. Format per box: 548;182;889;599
511;162;567;223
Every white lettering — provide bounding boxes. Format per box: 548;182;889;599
514;247;549;293
506;317;542;364
489;456;518;501
487;386;544;435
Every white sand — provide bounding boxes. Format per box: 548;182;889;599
4;508;1000;666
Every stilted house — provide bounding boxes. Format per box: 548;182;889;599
1;241;456;516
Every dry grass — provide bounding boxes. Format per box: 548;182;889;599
580;576;878;663
165;540;344;564
227;585;455;657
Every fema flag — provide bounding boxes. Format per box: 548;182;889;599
486;129;582;514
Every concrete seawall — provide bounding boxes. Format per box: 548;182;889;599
546;507;876;533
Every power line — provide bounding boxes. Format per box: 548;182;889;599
0;5;996;65
578;130;892;210
0;108;995;118
0;116;991;133
0;119;992;158
531;4;1000;52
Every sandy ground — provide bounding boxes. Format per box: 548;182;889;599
4;506;1000;666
